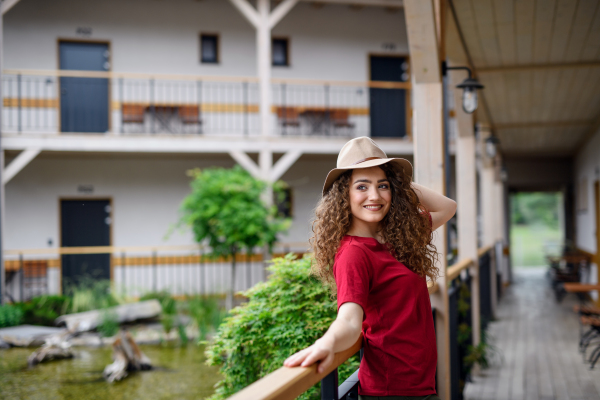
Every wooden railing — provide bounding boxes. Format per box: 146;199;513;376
222;245;499;400
227;336;363;400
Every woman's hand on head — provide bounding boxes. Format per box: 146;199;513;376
283;338;335;374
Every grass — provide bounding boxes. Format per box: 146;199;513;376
510;224;562;267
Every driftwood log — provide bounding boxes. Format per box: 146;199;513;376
28;332;74;366
103;330;152;382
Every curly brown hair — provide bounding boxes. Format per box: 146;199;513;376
310;163;439;292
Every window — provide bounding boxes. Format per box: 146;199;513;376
275;187;293;218
272;38;289;66
200;34;219;64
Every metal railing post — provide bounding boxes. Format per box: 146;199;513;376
197;80;203;135
19;253;24;301
281;83;286;136
17;74;22;133
243;81;248;136
324;83;330;135
119;77;124;134
150;78;155;134
152;250;157;292
321;368;339;400
121;252;126;297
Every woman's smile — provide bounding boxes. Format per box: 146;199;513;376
363;204;384;211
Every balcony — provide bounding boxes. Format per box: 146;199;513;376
1;70;411;140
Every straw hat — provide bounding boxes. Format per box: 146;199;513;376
322;137;413;196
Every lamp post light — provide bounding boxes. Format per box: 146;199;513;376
441;61;484;114
485;135;500;159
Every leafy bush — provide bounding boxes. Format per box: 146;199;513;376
0;304;23;328
97;309;120;337
205;254;360;400
16;295;71;326
69;280;121;313
140;291;178;334
186;296;225;340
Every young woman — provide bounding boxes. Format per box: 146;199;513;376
283;137;456;400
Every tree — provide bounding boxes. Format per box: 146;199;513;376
180;165;290;309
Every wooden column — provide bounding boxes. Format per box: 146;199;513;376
453;77;481;349
478;124;498;317
404;1;449;398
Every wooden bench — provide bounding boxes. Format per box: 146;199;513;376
276;107;301;127
178;105;201;124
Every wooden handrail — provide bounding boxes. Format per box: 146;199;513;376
227;335;362;400
3;242;309;257
446;258;474;282
477;245;493;257
3;68;411;89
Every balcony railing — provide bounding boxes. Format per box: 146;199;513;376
1;69;411;138
224;246;497;400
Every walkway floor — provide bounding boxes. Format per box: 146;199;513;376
463;267;600;400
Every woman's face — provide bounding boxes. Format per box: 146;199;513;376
349;166;392;227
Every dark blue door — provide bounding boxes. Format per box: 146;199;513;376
370;56;407;138
61;200;111;291
59;42;110;133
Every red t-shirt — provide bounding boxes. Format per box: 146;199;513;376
333;235;437;396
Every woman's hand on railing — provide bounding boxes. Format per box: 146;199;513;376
283;338;335;374
283;302;363;373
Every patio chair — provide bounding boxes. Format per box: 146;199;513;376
580;316;600;369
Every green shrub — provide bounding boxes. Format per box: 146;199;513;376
16;295;71;326
69;280;120;313
97;309;120;337
185;296;225;340
140;291;178;334
0;304;23;328
205;254;360;400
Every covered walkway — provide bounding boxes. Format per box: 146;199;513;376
464;268;600;400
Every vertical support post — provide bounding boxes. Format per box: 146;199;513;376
478;124;498;317
257;0;271;137
0;11;5;305
281;83;286;136
452;69;481;355
404;0;449;398
324;84;330;136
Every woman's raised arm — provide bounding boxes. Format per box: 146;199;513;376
283;302;363;373
411;183;457;231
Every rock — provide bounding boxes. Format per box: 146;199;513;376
55;300;162;333
0;325;67;347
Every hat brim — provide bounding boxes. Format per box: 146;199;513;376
322;158;413;196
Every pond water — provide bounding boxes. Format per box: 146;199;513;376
0;343;222;400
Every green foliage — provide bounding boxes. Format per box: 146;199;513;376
68;280;121;313
141;291;178;334
97;309;120;337
179;165;290;258
205;254;360;400
457;323;471;345
510;192;561;229
185;296;225;340
0;304;23;328
16;295;71;326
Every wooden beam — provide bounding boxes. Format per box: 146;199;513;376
298;0;403;7
270;150;302;182
2;147;41;184
269;0;300;28
494;120;592;130
229;150;262;180
1;0;22;15
405;1;449;398
478;61;600;73
228;0;260;28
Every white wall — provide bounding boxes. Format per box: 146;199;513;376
4;152;340;250
4;0;408;81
